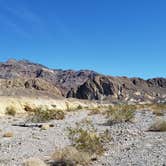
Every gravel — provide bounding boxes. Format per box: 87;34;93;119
0;110;166;166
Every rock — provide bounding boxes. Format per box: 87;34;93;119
0;59;165;102
41;124;50;130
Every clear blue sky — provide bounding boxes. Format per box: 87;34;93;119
0;0;165;78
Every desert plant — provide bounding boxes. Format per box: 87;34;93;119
148;120;166;132
30;107;65;123
24;105;34;112
152;109;164;116
150;103;166;116
88;108;101;115
77;105;83;110
68;127;104;155
51;146;91;166
5;106;16;116
24;158;47;166
3;132;14;137
105;104;135;124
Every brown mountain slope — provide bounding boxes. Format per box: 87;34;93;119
0;59;165;103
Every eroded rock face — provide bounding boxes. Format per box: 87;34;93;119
74;76;115;100
0;59;165;102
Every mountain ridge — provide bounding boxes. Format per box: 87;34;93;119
0;59;165;103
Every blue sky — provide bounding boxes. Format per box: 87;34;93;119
0;0;165;78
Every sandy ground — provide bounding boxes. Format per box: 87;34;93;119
0;109;166;166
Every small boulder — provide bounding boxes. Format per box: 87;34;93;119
41;124;50;130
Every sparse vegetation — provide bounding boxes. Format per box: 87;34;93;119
67;120;111;156
52;146;91;166
5;106;16;116
24;105;34;112
88;108;101;115
105;104;136;124
77;105;83;110
148;120;166;132
152;109;164;116
24;158;47;166
30;107;65;123
151;103;166;116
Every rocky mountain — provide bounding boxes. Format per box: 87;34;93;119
0;59;165;103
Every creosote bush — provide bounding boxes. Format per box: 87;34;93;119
68;127;104;155
6;106;16;116
105;104;136;124
30;107;65;123
67;120;111;157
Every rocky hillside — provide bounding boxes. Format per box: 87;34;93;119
0;59;165;103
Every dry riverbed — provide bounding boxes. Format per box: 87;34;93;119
0;109;166;166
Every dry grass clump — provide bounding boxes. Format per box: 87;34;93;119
152;109;164;116
3;132;14;138
5;106;16;116
88;108;101;115
24;158;47;166
151;104;166;116
30;107;65;123
24;105;34;112
52;146;91;166
105;105;136;124
148;120;166;132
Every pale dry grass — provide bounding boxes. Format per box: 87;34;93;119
52;146;91;166
24;158;47;166
148;120;166;132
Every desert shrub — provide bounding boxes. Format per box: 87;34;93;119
68;127;104;155
148;120;166;132
31;107;65;123
24;105;34;112
51;146;91;166
77;105;83;110
67;119;111;156
5;106;16;116
65;102;76;112
105;104;135;124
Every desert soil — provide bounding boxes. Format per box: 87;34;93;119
0;109;166;166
